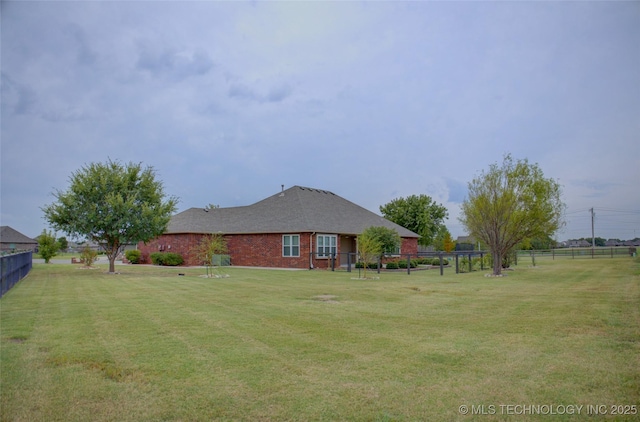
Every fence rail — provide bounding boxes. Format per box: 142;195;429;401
311;246;636;277
517;247;636;260
1;251;32;298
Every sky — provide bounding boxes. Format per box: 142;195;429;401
2;1;639;242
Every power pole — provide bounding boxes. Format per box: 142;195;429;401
591;208;595;249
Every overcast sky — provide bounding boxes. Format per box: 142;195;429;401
2;1;639;242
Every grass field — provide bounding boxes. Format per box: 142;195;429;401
1;258;639;421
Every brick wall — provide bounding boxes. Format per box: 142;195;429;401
401;237;418;255
137;233;204;265
138;233;418;269
227;233;311;268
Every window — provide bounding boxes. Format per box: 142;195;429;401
386;245;401;256
283;235;300;257
317;234;337;258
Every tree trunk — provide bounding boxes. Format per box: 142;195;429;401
104;242;120;273
493;251;502;276
108;256;116;273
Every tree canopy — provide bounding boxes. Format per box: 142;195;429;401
380;194;448;246
43;160;178;273
459;154;564;276
362;226;401;256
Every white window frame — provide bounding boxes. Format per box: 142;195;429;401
316;234;337;259
282;234;300;257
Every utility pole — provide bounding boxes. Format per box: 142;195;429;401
591;208;595;249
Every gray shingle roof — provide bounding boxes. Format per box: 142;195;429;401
0;226;37;244
167;186;419;238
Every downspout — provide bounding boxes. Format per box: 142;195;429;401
310;232;315;269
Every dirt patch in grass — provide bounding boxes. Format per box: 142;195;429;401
46;354;140;383
312;294;340;304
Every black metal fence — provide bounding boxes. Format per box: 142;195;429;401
517;247;636;260
311;251;488;276
1;251;32;298
312;247;636;276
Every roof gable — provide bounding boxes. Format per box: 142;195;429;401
0;226;37;244
166;186;418;237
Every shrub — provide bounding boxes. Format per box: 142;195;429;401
80;245;98;266
356;261;380;269
385;262;399;270
163;253;183;266
397;259;417;269
37;230;60;263
150;252;164;265
125;249;141;264
150;252;184;266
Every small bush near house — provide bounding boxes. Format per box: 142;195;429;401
385;262;399;270
164;253;183;266
355;262;379;269
431;258;449;266
125;250;141;264
150;252;163;265
150;252;184;266
397;260;417;269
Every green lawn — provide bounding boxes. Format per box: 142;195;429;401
1;259;639;421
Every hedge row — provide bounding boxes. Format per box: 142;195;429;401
150;252;184;266
356;258;450;270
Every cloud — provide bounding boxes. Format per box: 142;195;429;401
570;179;619;199
444;178;468;204
227;80;293;103
136;41;214;81
1;73;36;115
64;23;98;66
1;1;639;242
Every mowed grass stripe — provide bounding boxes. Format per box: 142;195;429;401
1;259;639;421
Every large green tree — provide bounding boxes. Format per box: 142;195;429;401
380;194;448;246
459;154;564;276
43;160;178;273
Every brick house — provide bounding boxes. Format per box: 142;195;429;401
0;226;38;252
138;186;419;268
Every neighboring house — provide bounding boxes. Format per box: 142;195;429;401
559;239;592;248
605;239;623;247
455;235;477;251
138;185;419;268
0;226;38;252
